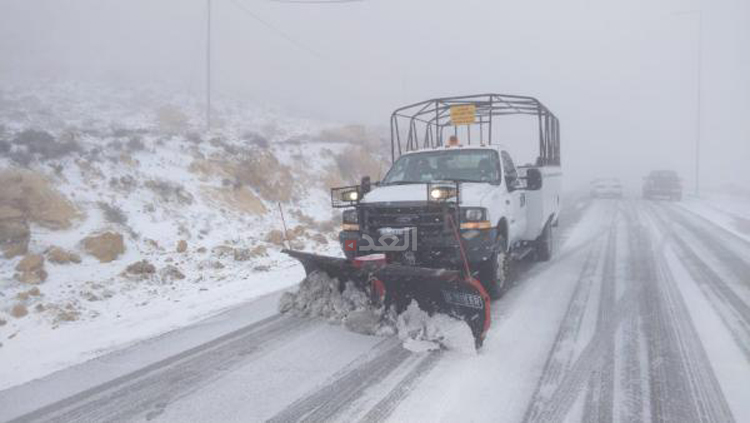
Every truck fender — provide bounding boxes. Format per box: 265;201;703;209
497;218;509;252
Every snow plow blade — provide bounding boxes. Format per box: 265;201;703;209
283;249;490;348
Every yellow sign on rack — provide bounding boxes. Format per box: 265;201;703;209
450;104;476;125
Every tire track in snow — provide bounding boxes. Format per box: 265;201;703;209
521;224;610;423
617;203;649;423
524;217;638;423
524;199;736;423
581;222;618;423
640;203;735;423
9;315;315;423
356;351;443;423
652;205;750;363
266;338;415;423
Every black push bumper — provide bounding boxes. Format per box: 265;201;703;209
339;228;498;267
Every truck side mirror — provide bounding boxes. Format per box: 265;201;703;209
361;176;371;194
526;169;543;190
505;177;520;191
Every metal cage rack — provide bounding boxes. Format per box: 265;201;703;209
389;94;560;166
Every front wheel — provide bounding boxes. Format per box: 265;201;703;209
478;236;510;300
534;222;553;262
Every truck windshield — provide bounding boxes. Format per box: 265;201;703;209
382;149;500;185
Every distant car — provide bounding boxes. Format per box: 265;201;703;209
590;178;624;198
643;170;682;201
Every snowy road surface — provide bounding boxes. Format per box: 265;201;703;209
1;198;750;423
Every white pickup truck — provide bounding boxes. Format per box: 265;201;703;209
284;94;562;346
336;94;562;298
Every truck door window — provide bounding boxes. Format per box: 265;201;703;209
501;151;519;189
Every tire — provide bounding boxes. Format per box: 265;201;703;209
478;235;510;300
535;221;553;262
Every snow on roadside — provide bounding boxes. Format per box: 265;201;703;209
679;193;750;243
0;82;388;390
0;264;305;391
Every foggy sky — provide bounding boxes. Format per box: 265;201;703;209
1;0;748;190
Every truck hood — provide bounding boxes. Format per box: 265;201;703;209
361;183;495;206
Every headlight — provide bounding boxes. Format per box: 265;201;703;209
341;189;359;202
342;209;358;224
463;207;486;221
429;186;457;201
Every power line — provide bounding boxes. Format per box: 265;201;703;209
228;0;329;61
269;0;364;3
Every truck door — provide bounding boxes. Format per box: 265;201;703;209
501;150;527;246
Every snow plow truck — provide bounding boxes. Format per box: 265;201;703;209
285;94;562;348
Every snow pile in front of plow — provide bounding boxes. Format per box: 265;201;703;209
278;271;396;337
396;301;476;354
278;272;476;353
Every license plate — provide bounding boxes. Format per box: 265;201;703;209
378;227;415;236
442;290;484;309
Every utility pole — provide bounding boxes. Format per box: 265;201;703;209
674;9;703;196
206;0;212;131
694;11;702;197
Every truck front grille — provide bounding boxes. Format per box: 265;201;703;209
363;205;454;234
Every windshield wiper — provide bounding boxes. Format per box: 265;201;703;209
382;180;422;186
435;177;482;183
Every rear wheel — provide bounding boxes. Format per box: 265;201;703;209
535;222;553;262
478;235;510;300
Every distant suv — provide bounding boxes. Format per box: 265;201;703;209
590;178;623;198
643;170;682;201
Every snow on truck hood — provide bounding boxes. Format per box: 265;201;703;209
360;182;495;206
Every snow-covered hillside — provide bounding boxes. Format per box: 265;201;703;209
0;82;388;388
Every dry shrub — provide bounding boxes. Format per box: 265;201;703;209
126;260;156;275
334;146;385;184
82;231;125;263
317;125;367;144
321;164;346;189
11;303;28;318
156;105;189;133
126;137;145;152
46;246;81;264
0;217;30;258
202;186;266;215
56;309;79;322
190;152;293;203
109;175;137;192
145;179;193;205
13;129;81;161
315;218;338;234
185;132;203;144
99;202;128;225
234;151;293;202
188;159;228;180
0;169;79;229
265;229;286;246
242;132;269;149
